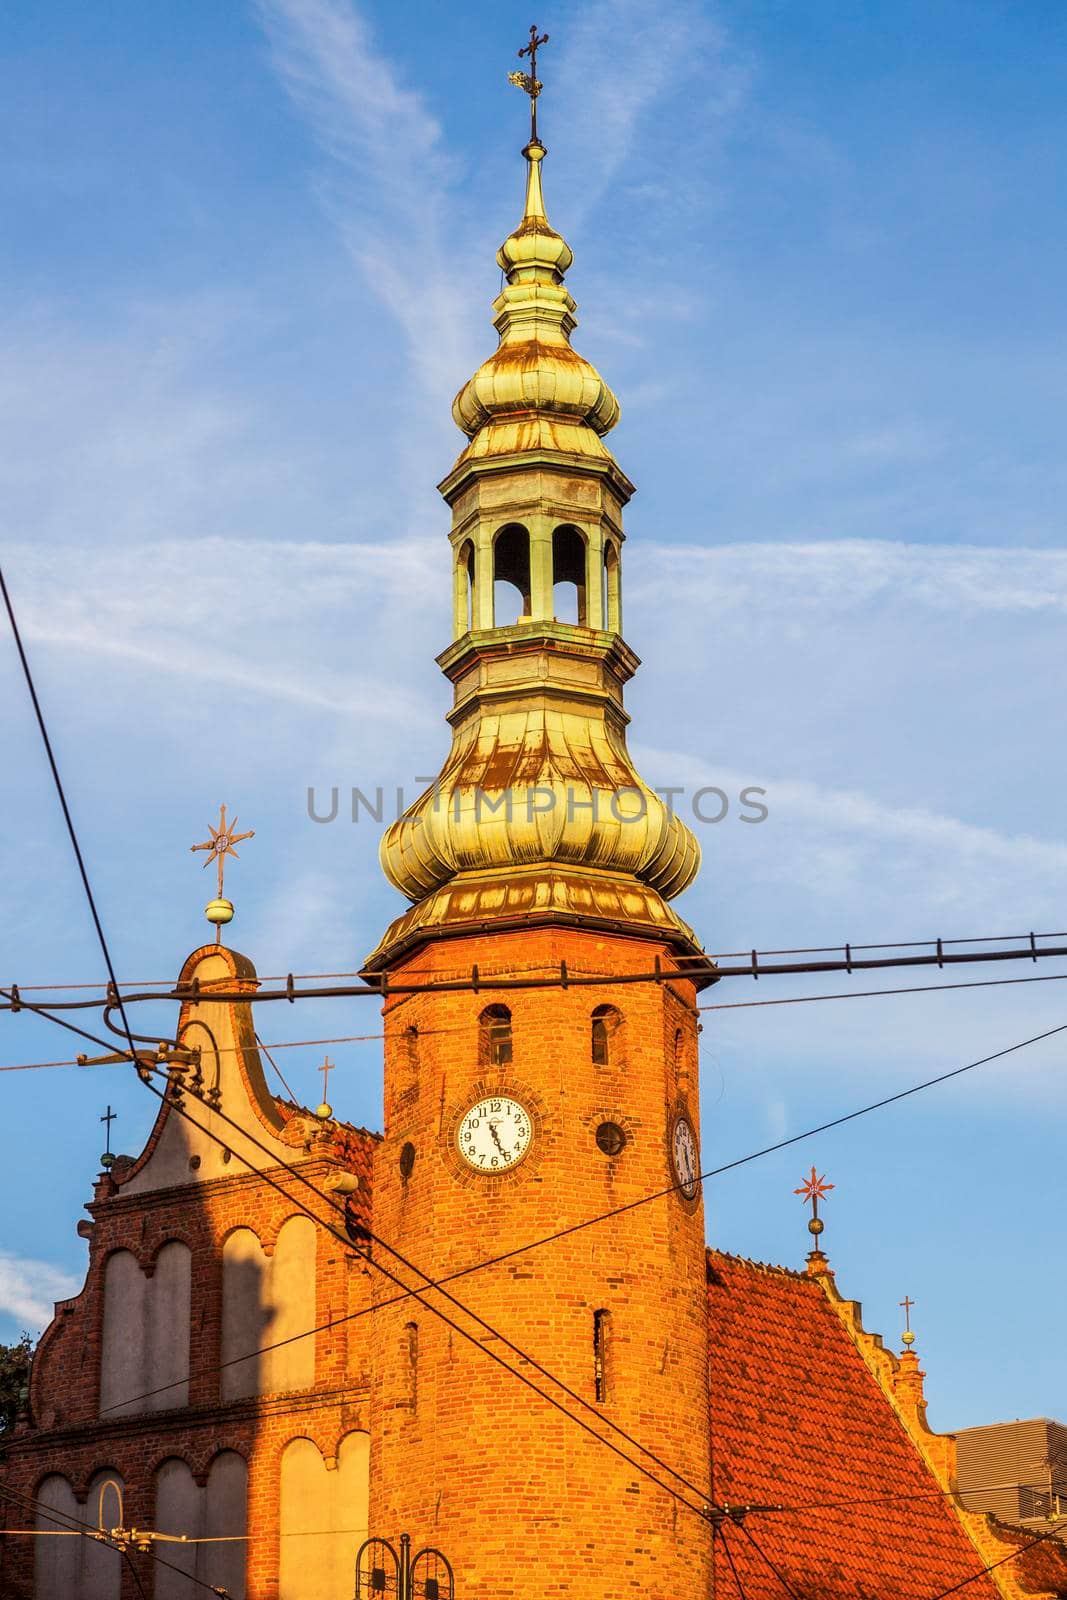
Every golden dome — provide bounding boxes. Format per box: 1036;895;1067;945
379;640;699;907
363;131;704;972
451;142;620;457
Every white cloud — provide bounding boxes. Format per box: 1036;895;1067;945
0;1250;80;1334
2;538;443;726
255;0;477;417
627;539;1067;616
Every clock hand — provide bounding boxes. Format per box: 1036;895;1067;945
488;1121;506;1155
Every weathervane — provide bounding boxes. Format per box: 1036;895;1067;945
508;23;549;142
794;1165;834;1268
190;803;255;943
900;1294;916;1348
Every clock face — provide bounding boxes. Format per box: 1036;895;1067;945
457;1095;533;1173
671;1114;699;1200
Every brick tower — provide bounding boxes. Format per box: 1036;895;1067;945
361;112;715;1600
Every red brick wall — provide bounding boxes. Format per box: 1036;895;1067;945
369;926;714;1600
1;1151;375;1600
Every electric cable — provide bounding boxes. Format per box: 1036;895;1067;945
1;575;723;1540
0;1482;217;1600
733;1518;805;1600
719;1524;752;1599
11;975;1067;1438
6;571;1063;1575
11;927;1067;997
8;978;719;1526
924;1517;1067;1598
8;965;1067;1075
6;935;1067;1017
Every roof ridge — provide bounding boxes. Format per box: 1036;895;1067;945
706;1245;809;1282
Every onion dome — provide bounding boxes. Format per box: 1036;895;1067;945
451;141;620;461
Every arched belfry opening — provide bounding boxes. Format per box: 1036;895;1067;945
454;539;475;636
603;540;621;633
493;524;532;626
552;525;587;624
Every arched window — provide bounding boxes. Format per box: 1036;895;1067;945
279;1433;369;1600
454;539;475;635
603;540;621;633
154;1453;248;1600
493;524;531;626
36;1471;123;1598
221;1216;316;1401
591;1004;622;1067
552;525;587;624
100;1242;191;1416
674;1026;685;1082
479;1004;513;1067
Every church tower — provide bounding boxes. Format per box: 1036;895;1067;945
363;83;714;1600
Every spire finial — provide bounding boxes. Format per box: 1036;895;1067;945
100;1103;117;1170
191;803;255;944
900;1294;916;1348
508;24;549;144
794;1165;834;1274
315;1055;335;1120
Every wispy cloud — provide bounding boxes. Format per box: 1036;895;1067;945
255;0;477;417
553;0;747;225
627;538;1067;615
2;538;442;725
0;1250;80;1334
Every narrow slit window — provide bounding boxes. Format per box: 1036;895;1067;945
593;1309;610;1403
404;1322;418;1410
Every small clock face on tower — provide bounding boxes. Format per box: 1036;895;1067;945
671;1114;699;1200
456;1095;533;1173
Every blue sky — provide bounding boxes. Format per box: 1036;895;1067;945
2;0;1067;1436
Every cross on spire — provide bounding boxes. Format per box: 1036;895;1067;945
100;1104;117;1170
508;24;549;141
900;1294;916;1347
316;1055;335;1120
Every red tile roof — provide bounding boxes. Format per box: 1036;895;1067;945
708;1250;1001;1600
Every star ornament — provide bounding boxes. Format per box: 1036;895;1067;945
190;803;255;898
794;1167;834;1206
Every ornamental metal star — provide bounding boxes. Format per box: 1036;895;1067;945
794;1166;834;1214
190;803;255;899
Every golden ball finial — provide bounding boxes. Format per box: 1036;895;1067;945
902;1329;916;1347
205;896;234;928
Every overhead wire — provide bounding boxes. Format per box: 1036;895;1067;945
7;965;1067;1075
924;1518;1067;1599
7;566;1066;1579
0;1482;211;1600
9;981;718;1526
10;972;1067;1438
10;927;1067;997
6;934;1067;1018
